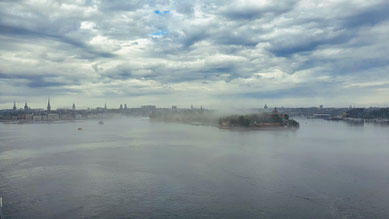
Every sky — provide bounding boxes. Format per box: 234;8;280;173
1;0;389;110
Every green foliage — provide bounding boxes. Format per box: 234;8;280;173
238;116;250;127
288;119;299;127
271;114;282;123
218;112;298;128
152;111;299;128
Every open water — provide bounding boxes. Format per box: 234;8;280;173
0;118;389;218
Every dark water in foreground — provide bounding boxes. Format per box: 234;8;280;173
0;118;389;218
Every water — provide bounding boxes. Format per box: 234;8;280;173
0;118;389;218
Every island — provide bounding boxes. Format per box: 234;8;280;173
150;108;299;129
218;109;299;129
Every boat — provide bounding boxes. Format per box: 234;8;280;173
0;197;3;219
98;121;104;125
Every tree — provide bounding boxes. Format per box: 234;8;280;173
271;114;282;123
238;116;250;127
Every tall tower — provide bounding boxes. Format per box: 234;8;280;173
72;103;76;111
47;98;51;112
24;102;28;111
13;101;17;111
104;103;107;110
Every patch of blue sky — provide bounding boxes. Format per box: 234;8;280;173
154;10;170;15
152;30;167;36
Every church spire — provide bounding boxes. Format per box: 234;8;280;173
13;101;17;111
47;98;51;112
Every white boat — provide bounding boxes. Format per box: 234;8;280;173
0;197;3;218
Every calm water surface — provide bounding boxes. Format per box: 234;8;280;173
1;118;389;218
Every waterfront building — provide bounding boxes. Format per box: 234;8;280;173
60;114;72;120
141;105;156;110
24;103;28;111
47;113;59;120
33;115;42;121
25;114;33;120
72;103;76;111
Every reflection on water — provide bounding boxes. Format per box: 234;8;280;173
1;118;389;218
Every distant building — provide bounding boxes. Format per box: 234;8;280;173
104;103;107;110
124;104;127;109
120;104;123;109
264;104;268;109
72;103;76;111
47;99;51;112
24;103;28;111
25;114;33;120
60;114;72;120
272;107;278;114
320;105;323;109
141;105;156;110
313;114;330;119
33;115;42;121
172;106;177;110
47;113;59;120
13;101;17;111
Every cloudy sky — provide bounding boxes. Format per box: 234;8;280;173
1;0;389;109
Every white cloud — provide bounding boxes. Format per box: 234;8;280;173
0;0;389;109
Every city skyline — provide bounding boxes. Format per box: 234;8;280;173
1;1;389;109
5;98;198;111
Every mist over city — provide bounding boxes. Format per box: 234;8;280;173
1;1;389;218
